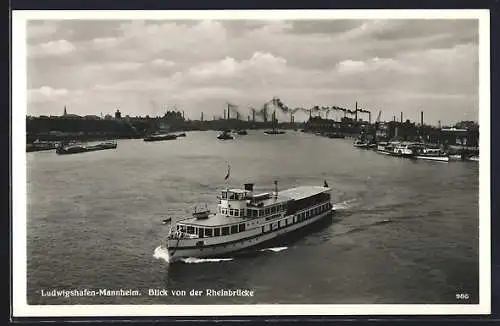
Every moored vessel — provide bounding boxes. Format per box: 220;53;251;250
410;144;449;162
164;181;333;262
376;141;415;158
217;130;234;140
56;140;117;155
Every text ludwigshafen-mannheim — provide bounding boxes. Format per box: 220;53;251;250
40;289;141;298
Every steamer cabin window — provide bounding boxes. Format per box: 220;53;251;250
231;225;239;234
239;224;245;232
222;227;229;236
214;228;220;237
205;228;212;237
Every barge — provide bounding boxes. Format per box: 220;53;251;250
56;140;117;155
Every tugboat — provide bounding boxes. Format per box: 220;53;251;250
264;111;286;135
164;181;334;262
217;130;234;140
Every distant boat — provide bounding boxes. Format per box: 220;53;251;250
264;112;286;135
177;133;186;137
143;133;178;142
264;130;286;135
376;141;415;158
353;138;370;148
449;154;464;161
236;130;248;135
217;130;234;140
410;144;449;162
162;217;172;225
467;155;479;162
327;133;345;139
56;140;117;155
27;140;58;152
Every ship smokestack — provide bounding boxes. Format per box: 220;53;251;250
244;183;254;192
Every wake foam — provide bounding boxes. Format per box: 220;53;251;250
260;246;288;253
153;245;170;263
180;257;233;264
332;198;358;210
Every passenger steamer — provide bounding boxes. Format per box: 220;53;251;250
165;182;333;262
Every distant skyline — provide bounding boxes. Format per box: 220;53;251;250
26;17;479;124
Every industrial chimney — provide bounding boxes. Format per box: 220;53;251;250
420;111;424;126
400;112;403;123
355;102;358;121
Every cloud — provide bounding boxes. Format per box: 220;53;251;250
28;86;69;102
25;18;479;124
27;21;58;40
28;39;76;57
151;59;176;68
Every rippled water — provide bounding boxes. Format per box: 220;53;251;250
26;130;479;305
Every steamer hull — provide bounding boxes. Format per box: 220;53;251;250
167;209;332;262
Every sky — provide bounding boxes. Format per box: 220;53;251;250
26;18;479;124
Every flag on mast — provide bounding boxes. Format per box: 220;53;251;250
224;163;231;180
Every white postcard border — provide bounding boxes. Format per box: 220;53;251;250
12;9;491;317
